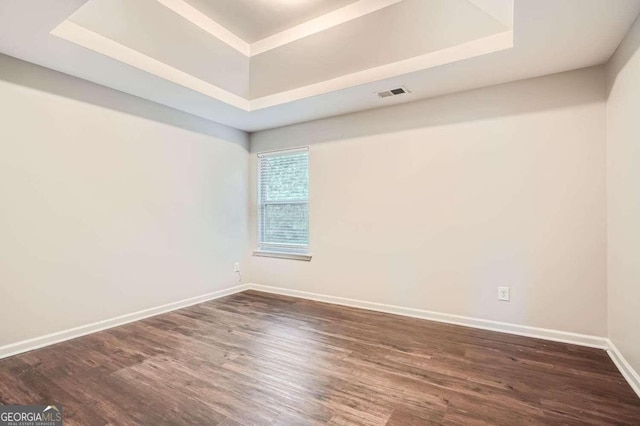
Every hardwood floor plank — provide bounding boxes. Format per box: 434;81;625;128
0;290;638;425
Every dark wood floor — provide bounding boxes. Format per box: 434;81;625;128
0;291;638;425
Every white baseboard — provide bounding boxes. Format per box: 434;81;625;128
3;282;637;400
0;284;250;360
246;284;640;398
607;339;640;398
248;284;609;349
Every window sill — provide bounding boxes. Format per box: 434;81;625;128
253;251;312;261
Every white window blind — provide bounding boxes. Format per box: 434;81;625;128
257;148;309;254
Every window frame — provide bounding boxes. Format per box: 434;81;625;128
254;146;311;261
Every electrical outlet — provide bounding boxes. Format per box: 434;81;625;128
498;286;510;302
234;262;240;272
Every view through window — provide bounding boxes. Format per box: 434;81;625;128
257;148;309;254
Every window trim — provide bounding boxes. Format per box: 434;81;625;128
252;250;312;261
255;146;311;261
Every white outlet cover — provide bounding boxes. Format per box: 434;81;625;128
498;286;510;301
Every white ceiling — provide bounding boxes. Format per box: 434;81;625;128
183;0;359;43
249;0;508;98
68;0;250;98
0;0;638;132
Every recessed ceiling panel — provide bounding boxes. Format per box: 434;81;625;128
183;0;360;43
250;0;508;99
69;0;250;98
53;0;512;110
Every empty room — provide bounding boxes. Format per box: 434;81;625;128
1;0;640;424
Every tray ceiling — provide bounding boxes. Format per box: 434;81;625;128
50;0;514;111
182;0;360;43
0;0;639;131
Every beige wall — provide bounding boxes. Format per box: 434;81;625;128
247;67;608;336
0;51;619;351
0;55;249;346
607;15;640;373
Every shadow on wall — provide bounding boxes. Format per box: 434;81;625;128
0;53;249;148
250;66;606;152
607;13;640;96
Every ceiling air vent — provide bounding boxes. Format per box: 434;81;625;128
377;86;410;99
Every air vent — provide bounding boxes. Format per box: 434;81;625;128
377;86;410;99
378;91;394;98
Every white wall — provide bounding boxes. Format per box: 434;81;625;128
247;67;608;337
0;54;249;347
607;15;640;374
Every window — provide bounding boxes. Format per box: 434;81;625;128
256;147;310;260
